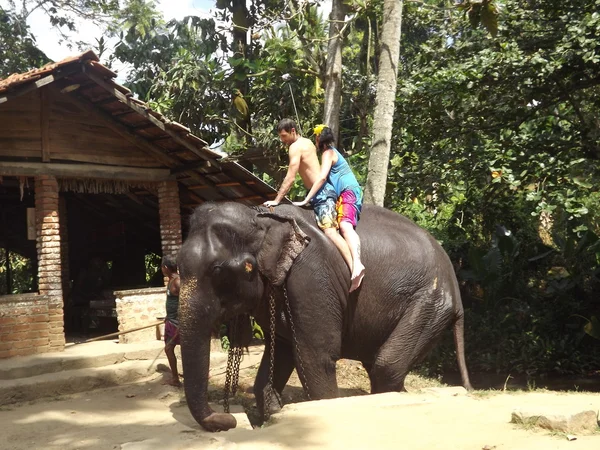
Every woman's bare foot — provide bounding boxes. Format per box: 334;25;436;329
350;263;366;292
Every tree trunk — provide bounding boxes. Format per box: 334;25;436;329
363;0;403;206
232;0;249;89
323;0;347;141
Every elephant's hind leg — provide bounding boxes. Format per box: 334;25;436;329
369;303;451;394
253;337;295;421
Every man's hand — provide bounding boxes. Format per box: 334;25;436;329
263;200;280;207
292;200;308;207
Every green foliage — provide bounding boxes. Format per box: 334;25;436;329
220;316;264;350
385;0;600;377
108;9;230;144
144;252;161;283
456;0;499;37
0;250;36;295
1;0;122;78
0;11;50;77
250;316;264;340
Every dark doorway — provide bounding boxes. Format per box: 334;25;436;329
62;189;162;341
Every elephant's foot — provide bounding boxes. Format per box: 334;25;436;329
257;386;283;421
201;412;237;432
266;392;283;416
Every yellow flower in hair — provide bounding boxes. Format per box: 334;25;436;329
313;124;326;136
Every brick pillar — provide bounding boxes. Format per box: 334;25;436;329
35;175;65;351
158;181;182;269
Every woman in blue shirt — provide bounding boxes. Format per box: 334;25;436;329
294;125;365;292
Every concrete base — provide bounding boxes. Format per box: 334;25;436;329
0;340;227;406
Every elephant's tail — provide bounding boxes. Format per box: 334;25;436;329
453;312;474;391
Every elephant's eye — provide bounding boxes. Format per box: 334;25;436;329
212;265;222;277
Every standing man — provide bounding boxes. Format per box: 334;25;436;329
263;118;353;276
162;256;181;387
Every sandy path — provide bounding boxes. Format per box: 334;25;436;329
1;370;598;450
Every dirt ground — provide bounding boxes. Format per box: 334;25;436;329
1;347;599;450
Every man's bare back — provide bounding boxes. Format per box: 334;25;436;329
263;123;322;206
291;136;321;191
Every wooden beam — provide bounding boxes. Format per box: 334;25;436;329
222;165;270;201
131;122;156;131
92;96;120;106
218;193;276;203
0;161;171;181
149;135;171;142
180;186;205;205
83;69;217;166
188;192;205;204
187;180;256;190
0;67;81;104
111;109;136;118
40;87;50;162
218;180;256;188
171;160;215;174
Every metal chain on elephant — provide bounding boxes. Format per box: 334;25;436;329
282;285;311;401
223;317;243;414
264;287;279;418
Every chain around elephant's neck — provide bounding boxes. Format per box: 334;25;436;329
281;284;311;401
223;317;243;414
264;284;311;420
222;283;311;416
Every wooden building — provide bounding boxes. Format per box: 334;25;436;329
0;51;276;358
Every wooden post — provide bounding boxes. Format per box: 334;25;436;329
41;88;50;162
4;247;10;294
26;208;36;240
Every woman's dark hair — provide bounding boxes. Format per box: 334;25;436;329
318;126;335;151
162;255;178;272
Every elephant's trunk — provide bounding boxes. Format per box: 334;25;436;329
180;300;237;432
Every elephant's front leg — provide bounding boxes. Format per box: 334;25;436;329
253;337;295;423
292;347;339;400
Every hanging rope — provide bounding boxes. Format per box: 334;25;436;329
288;83;303;135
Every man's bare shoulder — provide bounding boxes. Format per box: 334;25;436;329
290;136;316;154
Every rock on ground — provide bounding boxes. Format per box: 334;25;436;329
511;408;599;434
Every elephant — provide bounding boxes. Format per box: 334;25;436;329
177;202;473;432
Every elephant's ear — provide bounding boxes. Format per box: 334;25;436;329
256;211;310;286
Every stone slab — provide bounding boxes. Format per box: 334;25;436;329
511;407;599;433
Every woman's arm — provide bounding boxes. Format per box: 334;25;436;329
293;150;335;206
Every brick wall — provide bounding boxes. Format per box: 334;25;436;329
35;175;65;352
115;287;166;343
0;294;55;358
158;180;182;261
